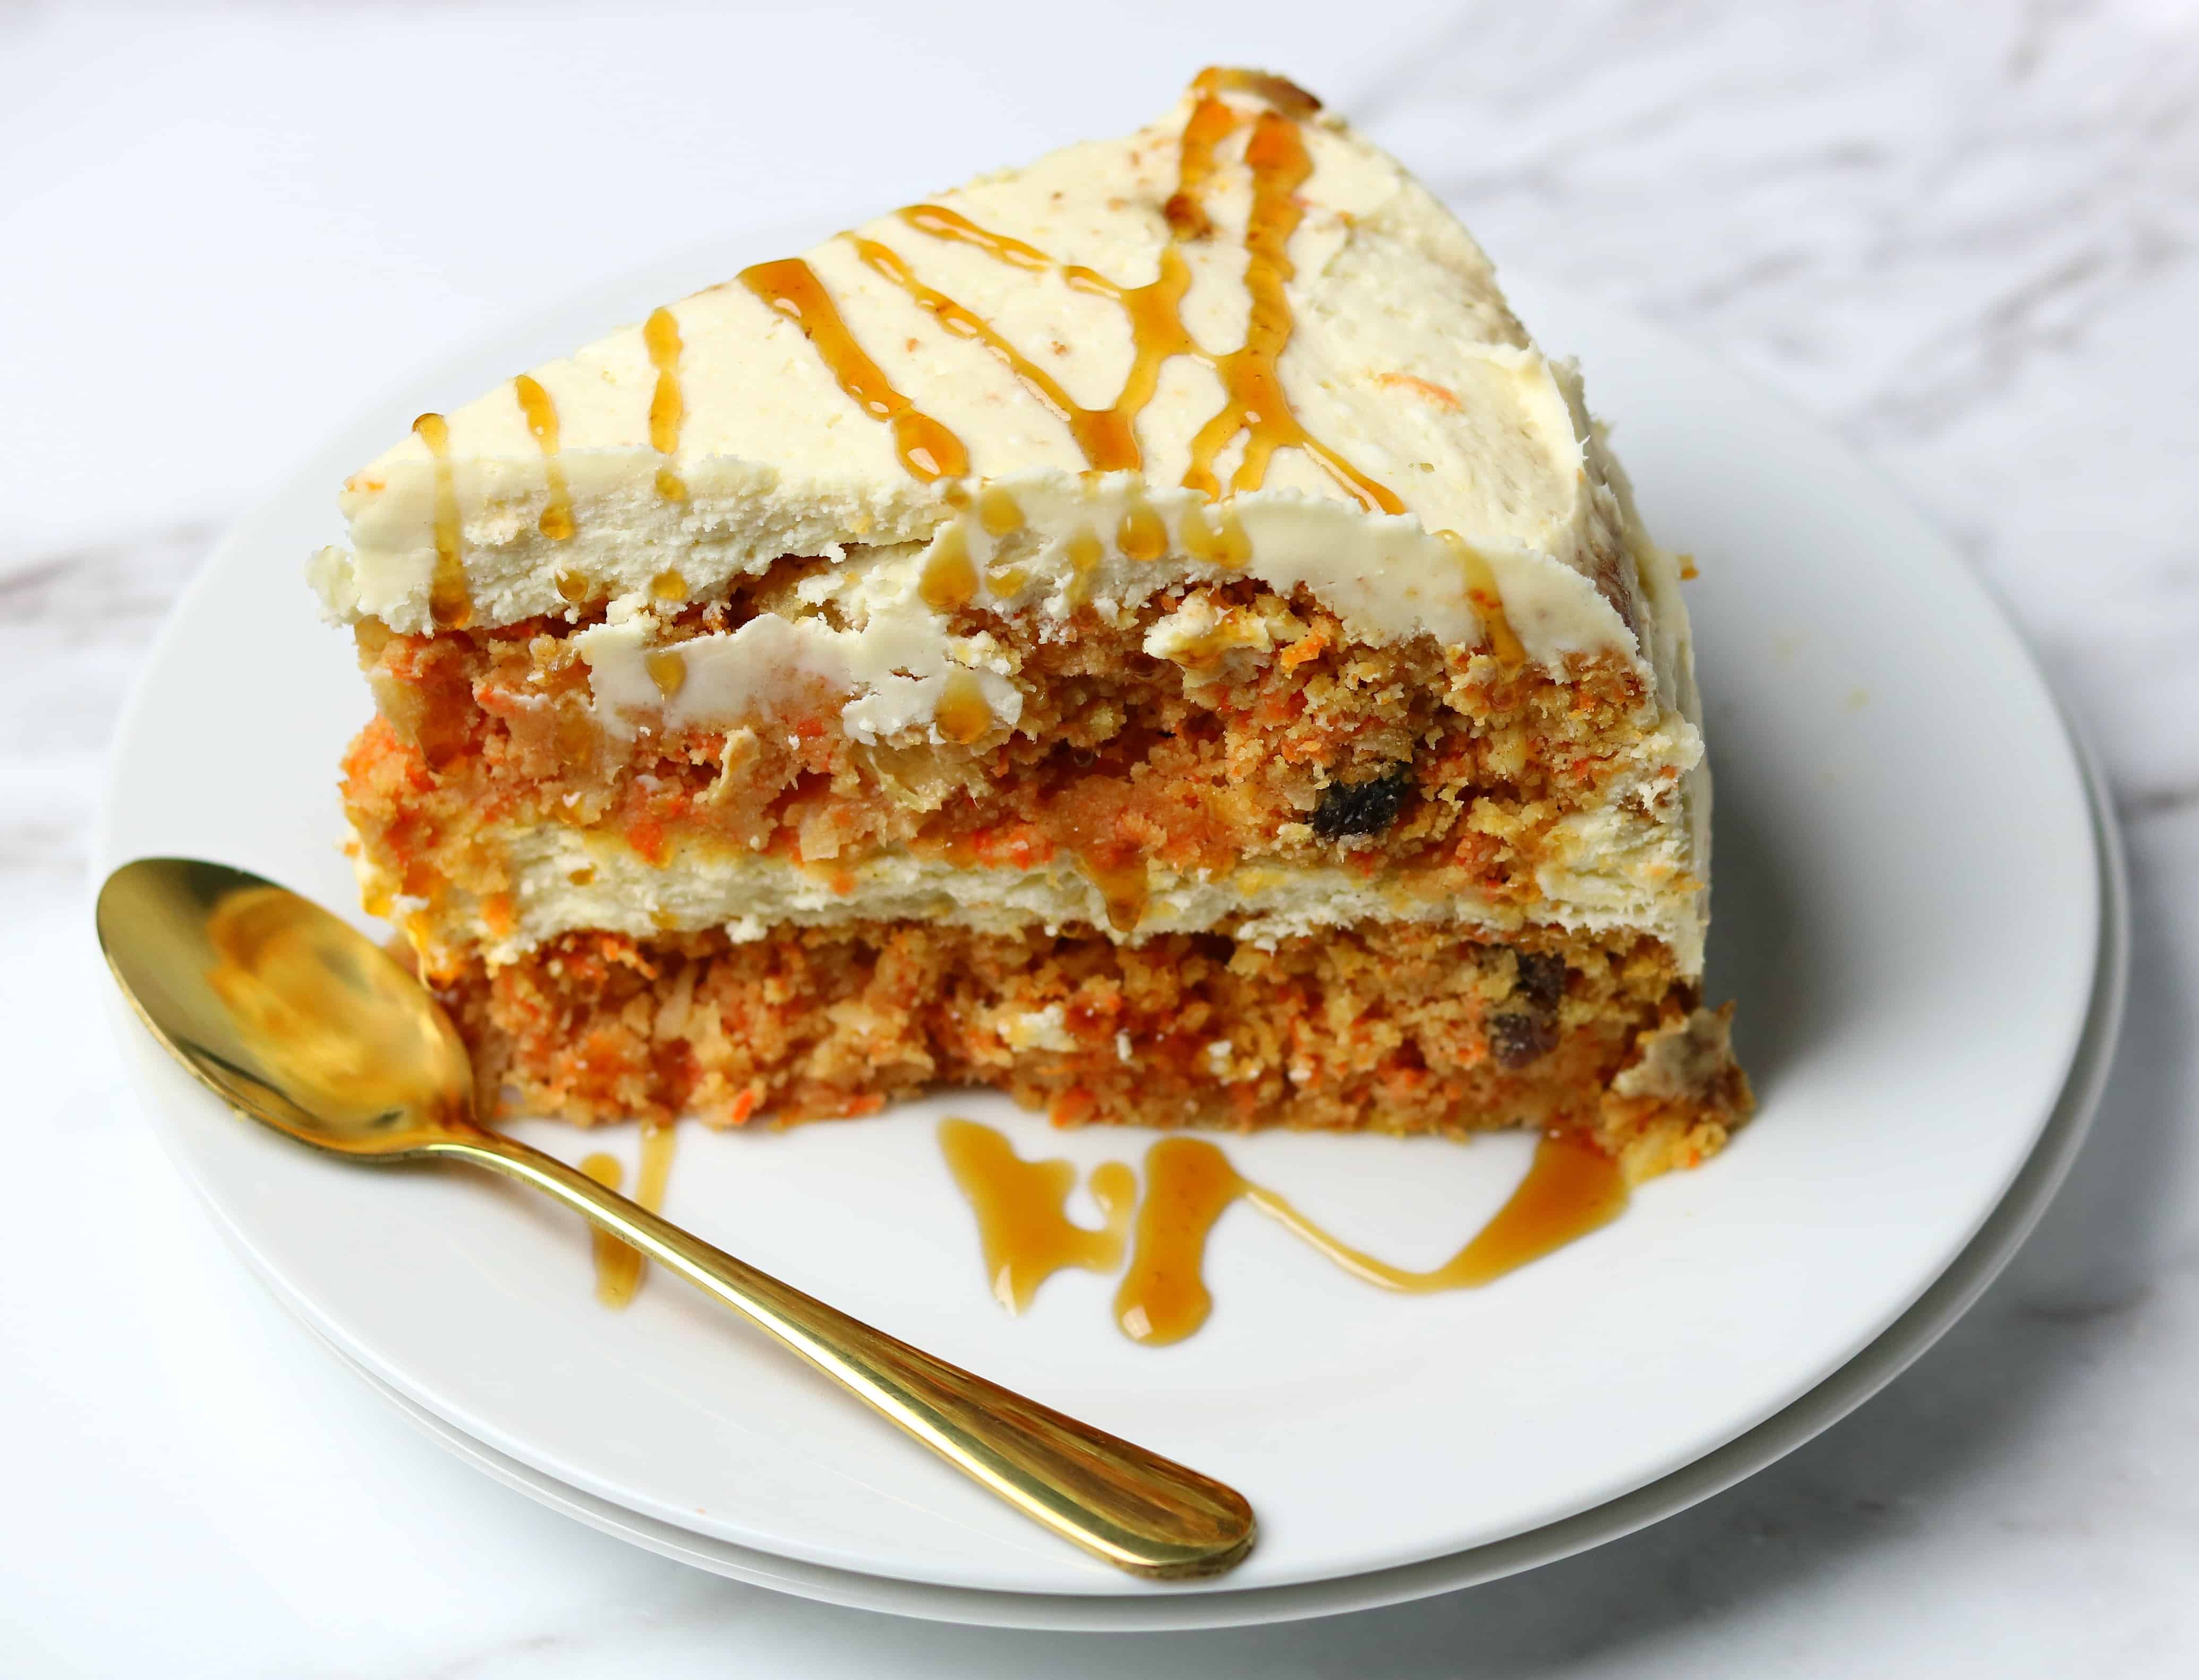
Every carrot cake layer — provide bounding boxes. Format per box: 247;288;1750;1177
444;921;1745;1184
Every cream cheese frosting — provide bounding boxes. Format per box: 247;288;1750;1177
572;544;1027;748
380;809;1708;978
309;70;1660;684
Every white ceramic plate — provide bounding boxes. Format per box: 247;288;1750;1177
97;218;2103;1607
265;779;2124;1633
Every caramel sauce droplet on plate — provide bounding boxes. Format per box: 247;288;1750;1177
1426;1133;1628;1286
1111;1131;1628;1344
1115;1137;1243;1344
1242;1132;1627;1293
578;1126;679;1310
578;1153;633;1305
937;1119;1133;1311
580;1125;681;1310
937;1114;1630;1348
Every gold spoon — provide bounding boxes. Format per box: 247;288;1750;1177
95;857;1255;1580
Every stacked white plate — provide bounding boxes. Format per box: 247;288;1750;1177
96;219;2126;1631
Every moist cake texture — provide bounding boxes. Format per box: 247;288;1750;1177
312;67;1750;1180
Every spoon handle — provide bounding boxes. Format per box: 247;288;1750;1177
425;1126;1254;1580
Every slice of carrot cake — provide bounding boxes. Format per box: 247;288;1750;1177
310;67;1749;1180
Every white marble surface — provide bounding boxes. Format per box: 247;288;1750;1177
3;1;2195;1673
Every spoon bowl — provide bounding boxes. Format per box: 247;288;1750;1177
96;857;1256;1580
97;857;473;1156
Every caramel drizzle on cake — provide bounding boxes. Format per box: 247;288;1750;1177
1184;108;1403;513
898;201;1198;476
486;72;1401;544
511;376;576;541
643;307;689;501
1444;533;1527;666
1164;64;1322;238
976;482;1024;535
688;69;1399;513
416;72;1413;559
737;257;970;482
1161;84;1239;241
411;412;471;628
850;235;1106;459
893;71;1402;512
918;523;978;610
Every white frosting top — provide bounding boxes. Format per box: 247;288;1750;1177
309;69;1663;686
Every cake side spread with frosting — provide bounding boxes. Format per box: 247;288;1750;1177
312;68;1747;1177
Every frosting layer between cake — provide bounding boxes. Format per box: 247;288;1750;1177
373;783;1707;979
